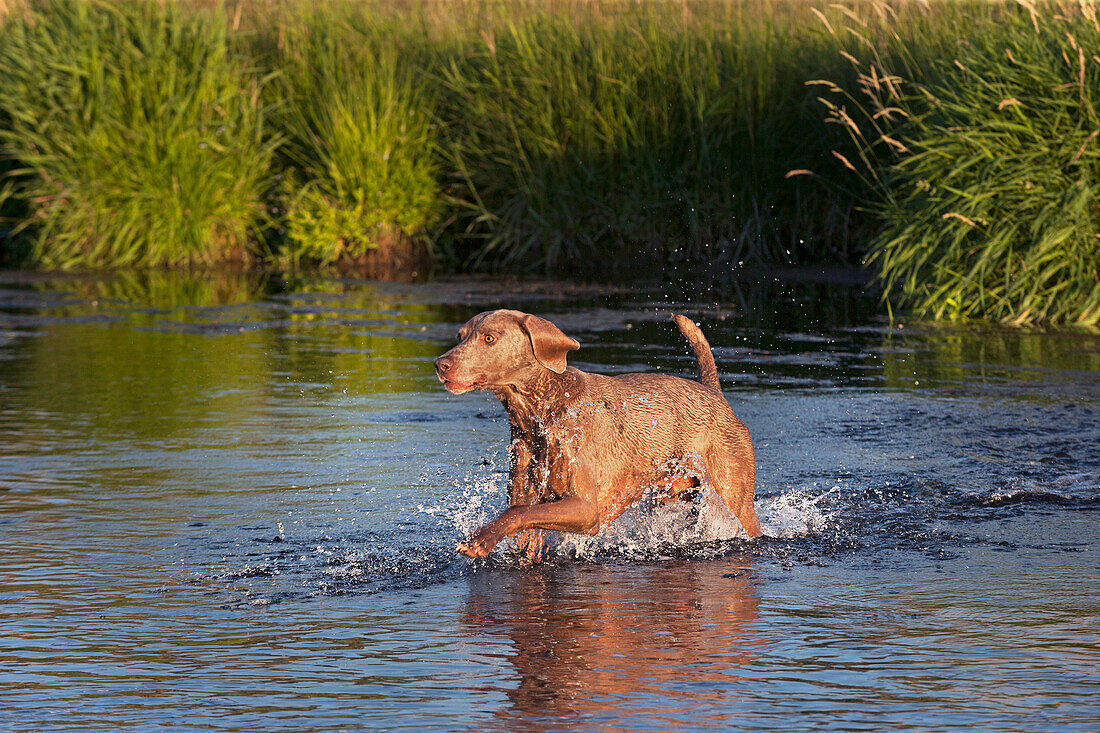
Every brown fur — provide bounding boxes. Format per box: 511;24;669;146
435;309;762;562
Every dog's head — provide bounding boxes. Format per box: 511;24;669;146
434;309;580;394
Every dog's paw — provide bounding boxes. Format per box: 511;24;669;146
456;529;500;558
457;511;523;559
456;540;489;558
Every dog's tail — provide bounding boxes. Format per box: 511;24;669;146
671;314;721;391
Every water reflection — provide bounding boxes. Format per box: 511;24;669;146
463;558;764;729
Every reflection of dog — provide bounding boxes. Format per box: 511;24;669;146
462;559;763;723
434;309;762;561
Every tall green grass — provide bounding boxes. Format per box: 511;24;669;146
437;6;857;274
819;0;1100;326
0;0;275;268
259;2;441;266
0;0;1096;326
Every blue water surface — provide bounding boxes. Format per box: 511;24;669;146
1;271;1096;731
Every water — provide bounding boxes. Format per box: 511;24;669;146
1;270;1096;731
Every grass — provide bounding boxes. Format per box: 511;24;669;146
0;0;1096;326
257;1;442;266
0;0;275;268
818;0;1100;326
436;6;855;274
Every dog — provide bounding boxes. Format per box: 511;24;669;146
435;309;762;561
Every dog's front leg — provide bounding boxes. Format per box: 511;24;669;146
458;452;599;558
457;495;599;557
505;431;547;562
507;429;537;505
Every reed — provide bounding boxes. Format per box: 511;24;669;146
258;1;442;266
0;0;276;268
435;4;857;274
0;0;1095;325
819;0;1100;326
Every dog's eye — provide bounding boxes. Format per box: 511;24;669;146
484;334;495;344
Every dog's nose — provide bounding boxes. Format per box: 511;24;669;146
435;356;452;374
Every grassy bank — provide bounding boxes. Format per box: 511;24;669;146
0;0;275;267
0;0;1096;325
820;0;1100;325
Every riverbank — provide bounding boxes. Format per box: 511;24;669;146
0;0;1096;325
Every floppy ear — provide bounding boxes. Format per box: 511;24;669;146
520;314;579;374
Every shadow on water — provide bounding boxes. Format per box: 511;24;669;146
1;268;1097;731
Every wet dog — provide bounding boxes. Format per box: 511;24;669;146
435;309;761;561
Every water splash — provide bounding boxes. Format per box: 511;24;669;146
448;475;505;538
757;483;844;538
206;468;1096;602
